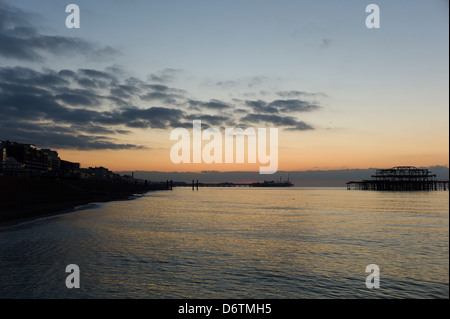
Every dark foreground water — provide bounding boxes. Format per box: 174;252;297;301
0;187;448;298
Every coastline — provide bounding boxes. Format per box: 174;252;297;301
0;177;169;227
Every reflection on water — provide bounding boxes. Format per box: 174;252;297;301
0;187;448;298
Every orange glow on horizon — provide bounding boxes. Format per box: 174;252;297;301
57;147;449;173
55;121;449;173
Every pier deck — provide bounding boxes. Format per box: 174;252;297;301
346;166;449;191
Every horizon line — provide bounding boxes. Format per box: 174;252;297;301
114;165;450;173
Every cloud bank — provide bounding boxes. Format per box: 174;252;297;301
0;1;326;151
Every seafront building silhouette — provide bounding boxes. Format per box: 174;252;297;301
0;140;172;224
0;140;135;183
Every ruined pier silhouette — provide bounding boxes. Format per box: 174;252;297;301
346;166;448;191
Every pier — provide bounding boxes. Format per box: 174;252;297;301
183;178;294;190
347;166;449;191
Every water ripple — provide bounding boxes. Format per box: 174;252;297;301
1;188;448;298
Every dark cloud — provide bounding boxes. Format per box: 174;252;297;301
139;83;186;105
215;76;269;89
0;120;145;150
0;1;118;62
148;68;182;83
276;90;328;98
0;66;69;87
77;78;99;88
145;84;169;92
140;92;179;105
0;81;50;96
203;99;232;110
0;65;192;149
188;99;232;110
56;93;98;107
79;69;116;81
0;71;187;130
0;0;324;150
0;1;328;153
31;132;146;151
54;87;105;107
244;98;319;113
245;100;279;114
110;84;141;99
57;69;112;90
87;46;119;62
0;63;323;151
58;69;77;78
0;90;64;122
70;124;118;135
215;80;239;88
269;99;319;112
120;107;185;129
241;114;313;131
284;122;315;131
247;76;269;88
185;114;231;127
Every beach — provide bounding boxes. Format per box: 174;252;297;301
0;176;169;226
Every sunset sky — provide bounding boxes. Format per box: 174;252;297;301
0;0;448;172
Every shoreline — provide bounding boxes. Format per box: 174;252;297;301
0;177;169;227
0;201;104;229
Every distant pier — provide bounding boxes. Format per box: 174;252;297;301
347;166;448;191
183;179;294;190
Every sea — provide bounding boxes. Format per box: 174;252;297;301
0;187;448;299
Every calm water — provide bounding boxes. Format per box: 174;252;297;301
0;187;448;299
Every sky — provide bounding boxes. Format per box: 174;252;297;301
0;0;448;173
